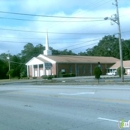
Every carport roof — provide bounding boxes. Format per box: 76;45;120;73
110;60;130;69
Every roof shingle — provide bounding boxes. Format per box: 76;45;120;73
43;55;119;63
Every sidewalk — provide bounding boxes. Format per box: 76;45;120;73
0;75;130;85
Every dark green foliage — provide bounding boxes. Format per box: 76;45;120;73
62;73;69;77
117;67;125;77
69;73;76;77
42;75;56;80
50;48;76;55
52;75;57;78
94;67;102;79
78;35;130;61
6;69;14;79
33;77;37;79
47;75;53;80
0;59;8;79
85;35;120;58
59;72;76;77
42;75;48;79
10;55;21;78
59;72;65;77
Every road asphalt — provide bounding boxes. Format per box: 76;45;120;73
0;84;129;130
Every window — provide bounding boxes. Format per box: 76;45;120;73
69;66;72;73
82;66;86;74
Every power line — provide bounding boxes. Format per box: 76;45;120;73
84;0;112;11
0;38;100;45
0;16;104;22
59;38;100;50
0;27;109;35
0;35;97;40
71;42;98;51
0;10;103;19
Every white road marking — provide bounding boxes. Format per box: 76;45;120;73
59;92;95;95
98;117;118;123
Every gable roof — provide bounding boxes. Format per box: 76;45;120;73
42;55;119;63
26;57;49;65
110;60;130;69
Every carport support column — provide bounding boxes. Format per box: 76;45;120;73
42;64;44;76
27;65;29;77
90;64;92;76
44;69;46;75
75;64;77;76
43;64;46;76
37;65;40;77
32;65;34;77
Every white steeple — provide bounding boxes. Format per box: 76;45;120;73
43;31;52;56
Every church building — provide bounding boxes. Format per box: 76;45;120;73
25;34;119;78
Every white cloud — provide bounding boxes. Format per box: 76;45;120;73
0;0;130;55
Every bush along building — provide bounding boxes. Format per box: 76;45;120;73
26;34;119;78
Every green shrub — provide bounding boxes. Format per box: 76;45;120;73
42;75;53;80
42;75;48;79
20;77;29;79
60;73;76;77
59;72;65;77
94;66;102;79
47;75;53;80
33;77;37;79
62;74;69;77
69;73;76;77
11;77;19;79
52;75;57;78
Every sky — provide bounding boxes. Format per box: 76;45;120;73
0;0;130;55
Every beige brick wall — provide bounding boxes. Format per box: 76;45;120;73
56;63;114;76
27;63;115;77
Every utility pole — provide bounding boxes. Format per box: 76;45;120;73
7;51;10;80
115;0;124;82
104;0;124;82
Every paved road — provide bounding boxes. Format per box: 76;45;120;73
0;84;130;130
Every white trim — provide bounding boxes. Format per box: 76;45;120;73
98;117;118;123
26;57;45;65
38;54;56;64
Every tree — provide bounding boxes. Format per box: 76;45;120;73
10;55;21;78
81;35;130;61
122;40;130;60
94;66;102;83
117;67;125;77
59;49;76;55
50;47;60;55
6;69;14;79
0;59;8;79
86;35;120;57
